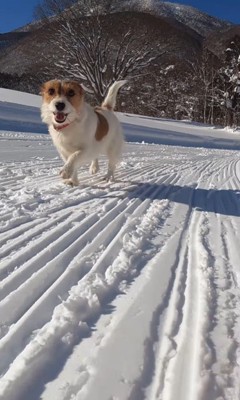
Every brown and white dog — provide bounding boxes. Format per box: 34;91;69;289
41;79;126;186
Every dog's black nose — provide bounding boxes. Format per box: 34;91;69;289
55;102;65;111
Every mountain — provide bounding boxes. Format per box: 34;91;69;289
0;9;204;77
0;32;30;52
205;25;240;56
0;0;232;78
0;0;237;120
115;0;232;37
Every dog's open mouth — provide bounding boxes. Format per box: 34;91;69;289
54;112;68;124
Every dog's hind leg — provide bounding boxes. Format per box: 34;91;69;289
104;151;119;182
89;159;99;175
104;138;123;182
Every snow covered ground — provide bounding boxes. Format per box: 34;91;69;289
1;89;240;400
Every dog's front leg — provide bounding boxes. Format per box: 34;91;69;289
60;150;83;184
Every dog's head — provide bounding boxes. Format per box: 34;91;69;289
40;79;84;128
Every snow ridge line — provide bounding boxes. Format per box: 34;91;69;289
0;176;160;300
147;187;195;400
201;217;240;400
0;211;91;298
77;197;178;400
152;157;240;400
0;176;172;378
0;162;157;235
0;164;165;276
2;180;178;399
146;156;220;398
36;186;189;400
0;211;75;260
0;196;129;333
0;217;46;245
148;158;228;400
156;211;207;400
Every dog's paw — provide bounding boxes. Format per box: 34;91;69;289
63;178;79;187
89;160;99;175
104;173;115;183
60;163;73;180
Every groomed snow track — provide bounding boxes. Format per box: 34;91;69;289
0;134;240;400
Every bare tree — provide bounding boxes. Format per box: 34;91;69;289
34;0;166;102
187;47;220;124
220;37;240;127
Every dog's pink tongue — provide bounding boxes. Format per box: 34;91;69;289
56;112;65;122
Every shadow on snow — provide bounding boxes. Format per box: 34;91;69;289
124;181;240;217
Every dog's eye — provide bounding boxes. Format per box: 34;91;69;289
48;88;55;96
67;89;75;97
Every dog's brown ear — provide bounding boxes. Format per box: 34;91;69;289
39;82;46;96
75;82;85;97
75;82;84;95
80;84;84;94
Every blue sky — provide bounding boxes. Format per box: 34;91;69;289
0;0;40;33
0;0;240;33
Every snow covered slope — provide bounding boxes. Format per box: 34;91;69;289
0;90;240;400
117;0;231;36
0;88;45;134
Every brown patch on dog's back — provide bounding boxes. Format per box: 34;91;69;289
95;108;109;141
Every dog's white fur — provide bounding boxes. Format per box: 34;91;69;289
41;80;126;186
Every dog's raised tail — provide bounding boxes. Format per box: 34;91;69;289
101;80;126;111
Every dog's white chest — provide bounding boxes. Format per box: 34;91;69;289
50;129;84;153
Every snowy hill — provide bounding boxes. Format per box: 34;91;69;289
0;1;232;78
17;0;232;38
0;89;240;399
0;9;202;79
0;32;29;52
118;0;231;36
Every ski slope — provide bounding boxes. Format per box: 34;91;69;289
0;89;240;400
